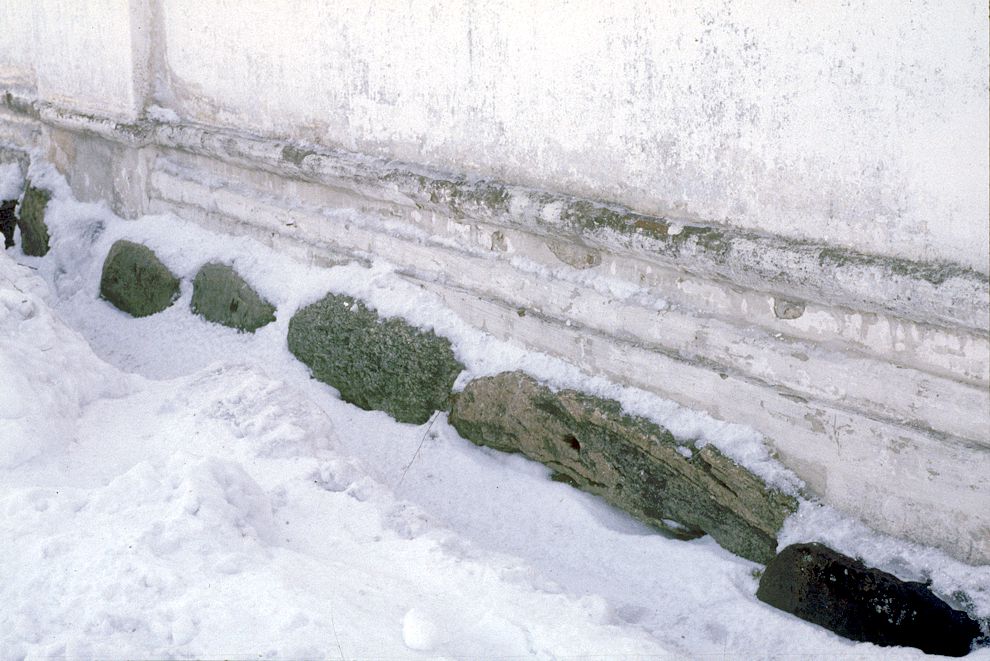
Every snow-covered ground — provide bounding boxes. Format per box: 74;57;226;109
1;163;988;658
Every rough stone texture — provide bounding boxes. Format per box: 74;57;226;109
191;262;276;332
99;240;181;317
772;297;805;320
16;184;50;256
287;293;463;424
0;200;16;249
757;543;983;656
145;114;989;331
448;371;796;563
546;237;602;269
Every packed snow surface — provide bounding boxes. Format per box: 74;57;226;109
0;162;23;200
2;164;988;658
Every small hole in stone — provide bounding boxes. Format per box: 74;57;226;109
564;435;581;452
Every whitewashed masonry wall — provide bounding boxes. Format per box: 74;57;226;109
1;0;987;563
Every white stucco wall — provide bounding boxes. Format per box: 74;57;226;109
158;0;989;272
3;1;987;270
0;1;35;89
2;0;148;121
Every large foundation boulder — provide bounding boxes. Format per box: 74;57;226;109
287;293;463;424
191;263;276;332
757;543;983;656
99;240;181;317
448;371;796;563
16;184;50;256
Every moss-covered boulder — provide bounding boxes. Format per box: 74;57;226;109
757;543;982;656
287;293;463;424
191;263;275;332
16;183;51;256
448;371;796;563
100;240;181;317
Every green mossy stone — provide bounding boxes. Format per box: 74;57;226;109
287;293;463;424
99;240;181;317
191;263;276;332
449;371;797;564
17;183;51;256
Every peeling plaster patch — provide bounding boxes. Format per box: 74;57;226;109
490;230;507;252
774;297;806;320
805;412;827;434
546;238;601;270
540;200;565;226
507;190;531;218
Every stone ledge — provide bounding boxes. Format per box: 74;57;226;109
147;166;989;445
149;157;990;388
3;89;986;333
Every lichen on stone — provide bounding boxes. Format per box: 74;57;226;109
449;371;797;563
281;145;315;167
16;183;51;257
191;263;276;332
99;240;181;317
816;246;976;287
287;293;463;424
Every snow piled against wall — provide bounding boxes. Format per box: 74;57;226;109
2;165;988;657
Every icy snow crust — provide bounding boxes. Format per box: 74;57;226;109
2;163;987;658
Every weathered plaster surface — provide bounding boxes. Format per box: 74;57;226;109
3;0;147;121
1;1;988;563
0;2;35;89
160;0;990;272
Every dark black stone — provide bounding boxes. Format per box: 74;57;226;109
757;543;983;656
191;262;276;332
0;200;16;249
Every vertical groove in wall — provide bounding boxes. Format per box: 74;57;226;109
142;0;168;111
